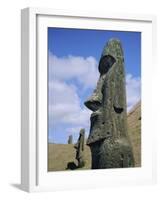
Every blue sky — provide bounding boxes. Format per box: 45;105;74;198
48;27;141;144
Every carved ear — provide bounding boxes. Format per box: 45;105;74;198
98;55;116;74
113;64;126;110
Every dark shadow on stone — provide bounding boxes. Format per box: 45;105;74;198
99;55;116;75
66;162;78;170
113;106;124;114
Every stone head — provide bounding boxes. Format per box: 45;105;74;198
80;128;85;136
84;38;126;144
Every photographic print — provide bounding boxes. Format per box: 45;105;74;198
48;28;141;171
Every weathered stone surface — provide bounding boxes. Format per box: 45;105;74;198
68;135;73;144
84;38;134;169
74;129;85;167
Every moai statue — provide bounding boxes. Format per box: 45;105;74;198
68;135;73;144
74;129;85;168
84;39;134;169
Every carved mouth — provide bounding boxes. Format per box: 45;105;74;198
90;110;100;119
90;111;99;132
90;110;102;127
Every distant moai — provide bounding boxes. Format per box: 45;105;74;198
68;135;73;144
74;129;85;168
84;39;134;169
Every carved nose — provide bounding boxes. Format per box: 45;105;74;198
84;74;105;111
84;92;102;111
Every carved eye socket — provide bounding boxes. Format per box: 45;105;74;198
98;55;116;75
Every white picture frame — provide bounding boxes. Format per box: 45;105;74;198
21;7;157;192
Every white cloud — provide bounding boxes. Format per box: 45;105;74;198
49;79;91;129
49;52;99;89
48;52;96;138
126;74;141;111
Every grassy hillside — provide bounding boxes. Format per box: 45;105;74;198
127;101;141;167
48;143;91;171
48;101;141;171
